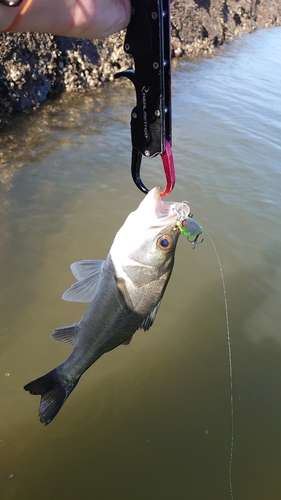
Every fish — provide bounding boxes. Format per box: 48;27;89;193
24;187;192;425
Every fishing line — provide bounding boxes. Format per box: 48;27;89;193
174;204;234;498
201;226;234;500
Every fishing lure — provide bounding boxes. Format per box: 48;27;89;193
174;201;203;248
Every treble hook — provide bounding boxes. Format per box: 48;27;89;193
187;233;204;249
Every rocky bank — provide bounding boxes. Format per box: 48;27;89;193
0;0;280;115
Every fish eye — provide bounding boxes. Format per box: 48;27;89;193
156;235;173;251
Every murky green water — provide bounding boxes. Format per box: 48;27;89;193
0;27;281;500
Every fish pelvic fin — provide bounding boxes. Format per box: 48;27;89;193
139;301;162;332
24;369;78;425
51;323;79;348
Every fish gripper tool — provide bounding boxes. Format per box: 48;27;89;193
115;0;175;197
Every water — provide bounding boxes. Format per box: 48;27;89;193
0;27;281;499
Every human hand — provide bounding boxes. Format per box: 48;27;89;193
1;0;131;39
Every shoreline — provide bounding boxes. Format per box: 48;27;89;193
0;0;280;115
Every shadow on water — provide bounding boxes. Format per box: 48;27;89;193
0;80;133;182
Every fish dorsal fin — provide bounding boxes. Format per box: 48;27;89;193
62;260;104;303
139;301;162;332
70;260;104;280
51;323;79;348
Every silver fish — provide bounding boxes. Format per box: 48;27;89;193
24;187;191;425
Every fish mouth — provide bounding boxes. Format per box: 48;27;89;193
149;187;191;224
123;187;192;236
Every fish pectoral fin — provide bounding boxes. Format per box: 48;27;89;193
51;323;79;348
70;259;104;280
139;301;162;332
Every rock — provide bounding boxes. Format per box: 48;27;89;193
0;0;280;115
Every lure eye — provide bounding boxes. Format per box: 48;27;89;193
157;235;173;251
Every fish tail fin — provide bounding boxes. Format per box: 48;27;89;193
24;369;78;426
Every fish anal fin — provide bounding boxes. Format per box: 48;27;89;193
51;324;79;348
122;335;133;346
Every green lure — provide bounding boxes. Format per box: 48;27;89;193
174;201;203;248
176;217;204;250
176;217;202;239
